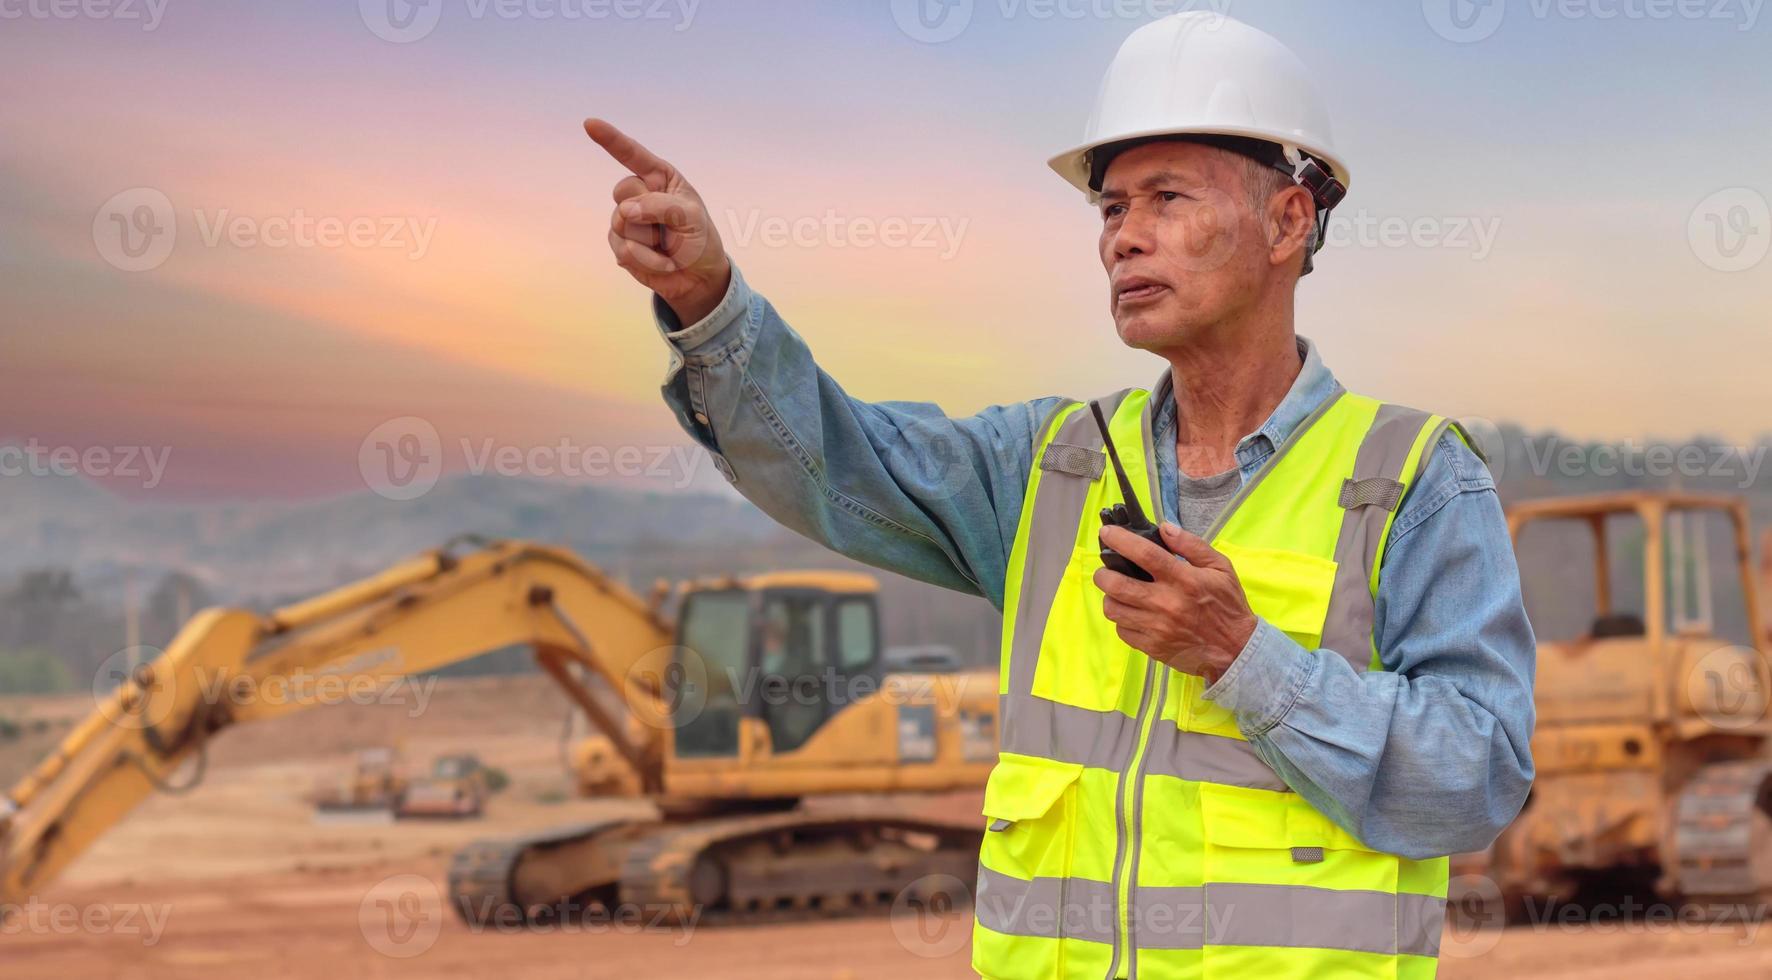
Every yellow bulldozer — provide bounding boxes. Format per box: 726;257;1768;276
1472;492;1772;915
0;539;997;924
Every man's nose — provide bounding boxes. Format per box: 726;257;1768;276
1112;205;1156;260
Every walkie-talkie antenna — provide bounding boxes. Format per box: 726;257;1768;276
1090;401;1147;525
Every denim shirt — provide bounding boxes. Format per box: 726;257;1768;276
651;265;1536;860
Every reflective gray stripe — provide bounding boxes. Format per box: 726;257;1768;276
974;864;1116;945
1320;405;1434;669
1006;391;1137;703
1142;719;1288;791
986;876;1446;958
1040;442;1106;480
998;693;1138;771
1203;882;1446;958
997;696;1288;791
1130;885;1207;950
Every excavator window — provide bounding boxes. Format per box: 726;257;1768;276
757;590;882;755
835;598;874;672
674;589;752;757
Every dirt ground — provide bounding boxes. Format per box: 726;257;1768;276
6;676;1772;979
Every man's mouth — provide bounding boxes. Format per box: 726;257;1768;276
1115;278;1169;307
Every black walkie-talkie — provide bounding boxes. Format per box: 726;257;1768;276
1090;401;1171;582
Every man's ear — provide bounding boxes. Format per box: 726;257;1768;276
1267;184;1315;273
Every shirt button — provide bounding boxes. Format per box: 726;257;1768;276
694;412;710;426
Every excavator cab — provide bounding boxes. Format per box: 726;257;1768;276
1478;492;1772;915
672;573;882;759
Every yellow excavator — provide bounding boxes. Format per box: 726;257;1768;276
0;538;997;924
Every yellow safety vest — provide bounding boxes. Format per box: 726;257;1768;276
973;383;1457;980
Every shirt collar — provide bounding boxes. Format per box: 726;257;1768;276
1150;336;1343;462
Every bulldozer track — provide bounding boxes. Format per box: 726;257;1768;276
1673;759;1772;909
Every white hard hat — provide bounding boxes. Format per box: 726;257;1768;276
1049;12;1349;208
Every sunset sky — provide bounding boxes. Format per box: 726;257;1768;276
2;0;1768;500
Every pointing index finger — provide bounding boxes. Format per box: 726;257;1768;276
583;118;673;181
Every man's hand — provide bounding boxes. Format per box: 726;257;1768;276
584;118;732;326
1094;522;1258;685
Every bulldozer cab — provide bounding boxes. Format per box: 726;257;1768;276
671;572;882;759
1510;491;1772;740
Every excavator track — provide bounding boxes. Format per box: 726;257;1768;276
616;807;982;926
447;807;982;929
1672;759;1772;919
449;816;643;926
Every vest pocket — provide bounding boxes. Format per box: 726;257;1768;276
1213;542;1337;651
1196;783;1421;968
1029;549;1133;713
980;753;1084;882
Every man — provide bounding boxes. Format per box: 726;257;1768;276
587;12;1534;979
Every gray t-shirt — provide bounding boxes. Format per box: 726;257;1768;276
1175;467;1241;537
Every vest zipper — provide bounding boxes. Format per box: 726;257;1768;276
1106;395;1169;979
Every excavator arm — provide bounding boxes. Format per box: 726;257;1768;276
0;538;676;908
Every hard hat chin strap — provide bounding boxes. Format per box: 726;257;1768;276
1282;147;1346;275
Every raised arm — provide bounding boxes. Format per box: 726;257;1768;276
585;119;1057;605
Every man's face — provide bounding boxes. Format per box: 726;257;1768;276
1097;141;1270;351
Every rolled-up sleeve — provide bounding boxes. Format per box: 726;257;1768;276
1204;434;1537;859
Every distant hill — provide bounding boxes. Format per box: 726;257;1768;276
2;423;1769;695
0;470;1003;686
